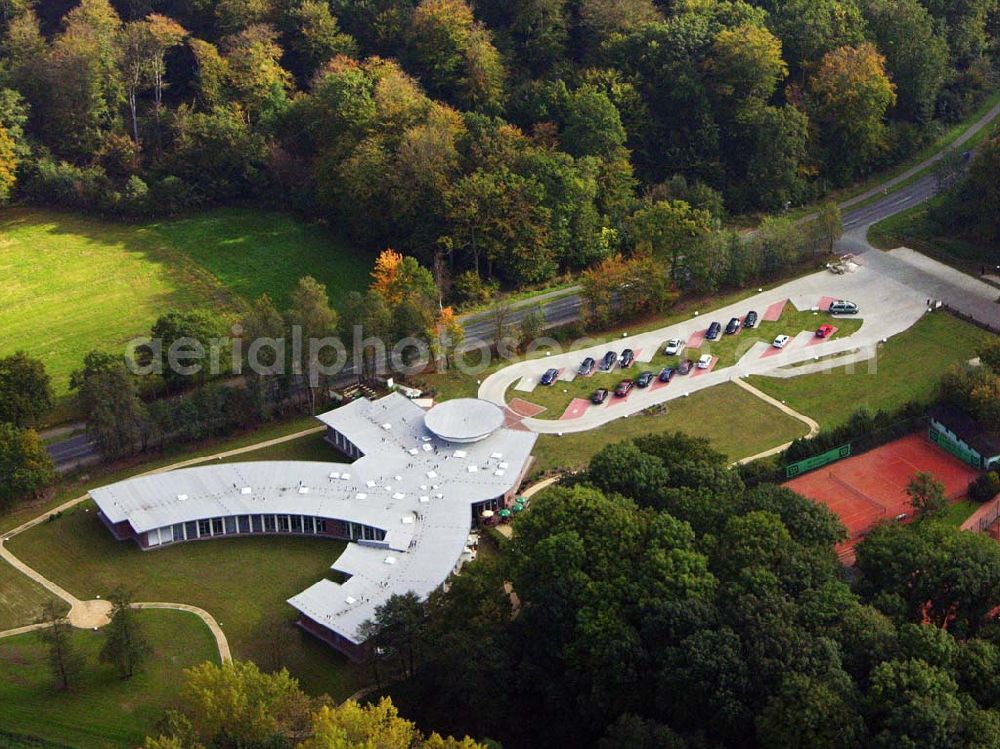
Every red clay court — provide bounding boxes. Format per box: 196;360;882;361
785;433;980;553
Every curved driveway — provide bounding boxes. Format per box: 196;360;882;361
478;261;930;433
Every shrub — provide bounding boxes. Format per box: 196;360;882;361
969;471;1000;503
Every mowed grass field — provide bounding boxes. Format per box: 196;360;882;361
0;609;218;749
531;381;810;475
754;312;994;429
0;207;372;399
0;561;66;631
6;503;364;699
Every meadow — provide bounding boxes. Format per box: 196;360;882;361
0;609;219;749
0;207;372;401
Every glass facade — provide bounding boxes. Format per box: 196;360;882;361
143;513;384;548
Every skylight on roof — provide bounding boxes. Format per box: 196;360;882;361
422;444;433;452
177;494;188;501
345;596;357;605
491;452;503;459
298;486;310;495
408;448;419;455
494;469;506;477
341;473;350;480
419;496;430;503
355;493;367;500
381;423;392;430
392;492;405;500
467;465;478;473
329;472;340;479
366;480;376;488
401;516;414;524
240;486;252;495
384;556;397;565
453;450;468;458
426;471;437;478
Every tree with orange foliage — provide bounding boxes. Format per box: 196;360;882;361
430;305;464;370
371;248;405;305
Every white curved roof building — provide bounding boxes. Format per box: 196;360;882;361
90;393;536;660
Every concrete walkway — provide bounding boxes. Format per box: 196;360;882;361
0;423;323;657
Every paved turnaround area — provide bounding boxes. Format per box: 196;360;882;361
479;251;998;434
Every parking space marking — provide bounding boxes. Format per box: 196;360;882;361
687;330;706;348
762;299;787;321
817;296;836;311
559;398;591;420
807;326;839;346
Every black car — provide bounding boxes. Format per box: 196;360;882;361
578;357;595;376
591;388;609;404
636;371;655;388
600;351;617;371
658;367;675;383
620;348;635;368
744;311;758;329
725;317;741;335
614;379;634;397
539;368;559;386
706;322;722;341
678;358;693;375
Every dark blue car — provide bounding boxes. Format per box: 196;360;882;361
539;368;559;386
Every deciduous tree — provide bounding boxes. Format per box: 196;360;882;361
0;351;52;427
99;588;151;679
37;600;84;692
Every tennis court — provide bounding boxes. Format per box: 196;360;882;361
785;433;980;549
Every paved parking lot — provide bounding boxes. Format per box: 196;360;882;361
478;262;931;434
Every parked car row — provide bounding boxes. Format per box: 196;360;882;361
544;300;858;402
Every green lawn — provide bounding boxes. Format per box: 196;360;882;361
531;381;810;475
148;207;374;310
753;313;994;429
511;308;861;419
6;503;363;699
0;561;66;631
0;207;371;402
868;196;1000;278
939;499;979;528
0;609;218;749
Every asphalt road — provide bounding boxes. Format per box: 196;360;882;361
46;432;99;471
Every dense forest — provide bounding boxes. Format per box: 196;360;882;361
0;0;996;293
373;431;1000;749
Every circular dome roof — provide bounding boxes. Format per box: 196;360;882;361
424;398;505;443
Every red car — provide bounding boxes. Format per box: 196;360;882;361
614;379;634;397
816;324;835;338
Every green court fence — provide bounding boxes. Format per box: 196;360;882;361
929;427;981;469
785;444;852;479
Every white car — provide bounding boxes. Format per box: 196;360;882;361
696;354;713;369
772;335;791;349
664;338;683;355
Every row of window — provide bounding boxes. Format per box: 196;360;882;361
144;513;386;547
